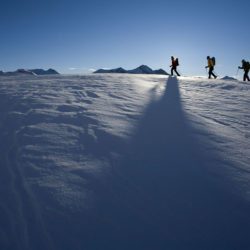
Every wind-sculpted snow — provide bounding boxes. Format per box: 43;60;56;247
0;74;249;249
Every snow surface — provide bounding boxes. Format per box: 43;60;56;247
0;74;250;250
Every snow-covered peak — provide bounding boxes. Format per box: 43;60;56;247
94;67;127;73
94;65;169;75
128;64;154;74
30;68;59;75
0;68;59;76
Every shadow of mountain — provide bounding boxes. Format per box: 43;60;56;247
48;77;250;250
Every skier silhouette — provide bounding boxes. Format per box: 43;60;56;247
170;56;180;76
205;56;217;79
238;59;250;81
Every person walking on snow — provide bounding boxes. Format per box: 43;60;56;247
170;56;180;76
205;56;217;79
238;59;250;81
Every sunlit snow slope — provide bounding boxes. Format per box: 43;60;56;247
0;74;249;250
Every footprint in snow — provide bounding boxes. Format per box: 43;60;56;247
86;91;99;98
57;105;83;113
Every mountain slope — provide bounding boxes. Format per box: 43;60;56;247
0;74;249;250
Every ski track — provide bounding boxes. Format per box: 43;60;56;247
0;74;250;249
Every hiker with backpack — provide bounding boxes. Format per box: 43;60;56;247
238;59;250;81
205;56;217;79
170;56;180;76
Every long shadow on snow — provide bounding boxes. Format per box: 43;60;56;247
58;77;250;249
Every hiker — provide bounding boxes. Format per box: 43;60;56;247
170;56;180;76
205;56;217;79
238;59;250;81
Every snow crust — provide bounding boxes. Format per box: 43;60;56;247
0;74;249;249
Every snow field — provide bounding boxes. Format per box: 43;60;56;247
0;74;249;249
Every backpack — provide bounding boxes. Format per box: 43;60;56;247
246;62;250;70
175;58;179;66
243;61;249;70
211;57;216;66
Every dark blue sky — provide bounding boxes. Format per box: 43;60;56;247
1;0;249;76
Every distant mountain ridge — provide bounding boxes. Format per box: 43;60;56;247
0;68;59;76
94;65;169;75
95;67;127;74
30;68;59;75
